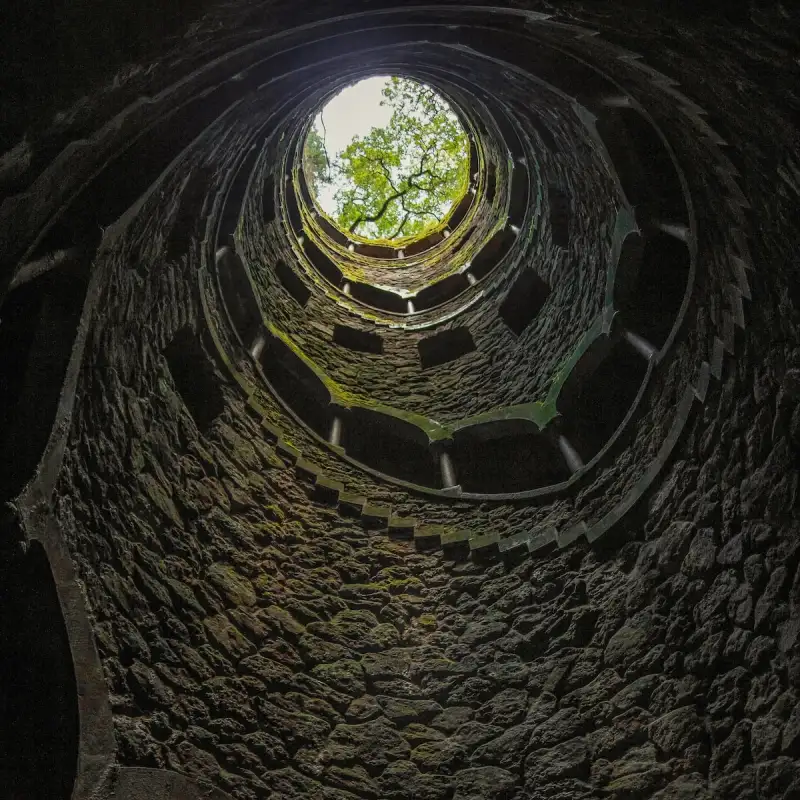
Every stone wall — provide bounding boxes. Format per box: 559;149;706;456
0;2;799;800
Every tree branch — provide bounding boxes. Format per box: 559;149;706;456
379;159;399;193
389;209;411;239
349;187;408;232
319;118;332;173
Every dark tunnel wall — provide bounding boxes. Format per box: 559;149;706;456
0;3;799;800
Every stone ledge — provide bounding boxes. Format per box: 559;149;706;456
314;474;344;504
388;515;417;538
362;504;392;528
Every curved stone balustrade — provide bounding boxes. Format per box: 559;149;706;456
0;6;768;796
210;103;696;500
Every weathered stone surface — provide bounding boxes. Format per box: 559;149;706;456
604;613;652;667
431;706;474;733
648;707;705;755
411;738;468;773
470;721;535;768
311;659;366;697
476;687;528;726
525;737;591;785
377;696;443;725
379;761;451;800
651;774;711;799
15;6;799;800
325;719;411;770
452;766;518;799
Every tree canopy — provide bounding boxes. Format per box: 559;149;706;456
303;126;330;197
303;77;470;241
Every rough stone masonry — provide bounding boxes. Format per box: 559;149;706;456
0;2;798;800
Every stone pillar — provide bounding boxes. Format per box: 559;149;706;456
623;329;658;361
407;300;415;314
440;451;458;489
557;435;584;474
329;416;343;447
600;94;632;107
9;247;82;292
656;221;689;242
250;331;267;360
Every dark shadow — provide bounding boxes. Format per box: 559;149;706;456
415;273;470;311
618;229;691;349
446;192;473;232
452;421;570;493
22;220;81;267
0;537;78;799
557;337;648;460
469;140;479;179
470;228;515;281
11;79;248;270
263;175;276;225
354;242;395;259
274;260;311;307
519;45;615;102
349;283;406;313
258;335;331;437
485;163;497;205
495;105;525;161
418;327;476;369
285;178;302;230
166;166;212;260
403;234;435;258
332;325;383;355
164;327;225;433
596;108;687;224
450;233;470;257
0;261;90;503
509;162;529;228
215;247;262;345
548;187;570;248
403;229;446;258
499;269;550;335
612;230;645;312
343;409;440;488
0;0;215;153
525;111;558;151
303;239;343;287
217;144;260;245
316;214;348;246
296;164;313;206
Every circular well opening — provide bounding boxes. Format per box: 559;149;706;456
303;76;470;245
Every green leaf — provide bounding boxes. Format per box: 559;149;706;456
303;77;470;242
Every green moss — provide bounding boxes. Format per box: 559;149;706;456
387;577;425;594
252;574;278;595
262;504;285;522
204;223;615;463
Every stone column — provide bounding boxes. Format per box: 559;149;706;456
557;435;584;474
439;451;458;489
623;329;658;361
329;416;343;447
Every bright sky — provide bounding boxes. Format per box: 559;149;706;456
312;76;393;214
